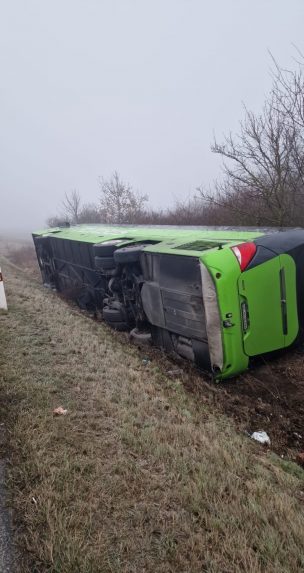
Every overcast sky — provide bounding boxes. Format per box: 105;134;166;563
1;0;304;231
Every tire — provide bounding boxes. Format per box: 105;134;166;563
103;306;126;322
94;256;116;270
114;244;147;264
130;327;152;345
77;289;95;311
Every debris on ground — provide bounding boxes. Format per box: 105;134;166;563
251;431;271;445
53;406;68;416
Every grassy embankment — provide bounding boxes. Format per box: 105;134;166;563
0;246;304;572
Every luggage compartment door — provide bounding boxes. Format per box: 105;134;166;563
238;256;286;356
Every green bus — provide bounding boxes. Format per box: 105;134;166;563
33;225;304;380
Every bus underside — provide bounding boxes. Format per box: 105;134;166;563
33;234;215;373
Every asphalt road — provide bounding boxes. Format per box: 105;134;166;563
0;429;15;572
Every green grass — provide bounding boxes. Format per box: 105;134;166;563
1;258;304;572
269;452;304;481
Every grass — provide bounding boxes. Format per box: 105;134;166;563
1;255;304;572
4;243;40;280
269;453;304;481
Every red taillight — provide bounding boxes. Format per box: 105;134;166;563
231;242;257;272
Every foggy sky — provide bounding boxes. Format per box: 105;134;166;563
1;0;304;232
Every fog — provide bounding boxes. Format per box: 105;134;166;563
0;0;303;232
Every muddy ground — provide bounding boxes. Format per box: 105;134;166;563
169;351;304;459
112;330;304;460
217;353;304;455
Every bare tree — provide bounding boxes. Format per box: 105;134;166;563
99;172;148;224
199;56;304;227
62;190;81;223
272;52;304;190
272;50;304;130
77;203;102;224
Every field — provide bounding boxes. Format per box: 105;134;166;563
0;239;304;572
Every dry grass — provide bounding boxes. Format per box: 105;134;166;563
0;256;304;572
4;243;40;280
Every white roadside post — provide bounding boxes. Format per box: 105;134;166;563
0;267;8;310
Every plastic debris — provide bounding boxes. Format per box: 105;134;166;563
53;406;68;416
251;431;271;445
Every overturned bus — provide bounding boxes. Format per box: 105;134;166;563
32;225;304;380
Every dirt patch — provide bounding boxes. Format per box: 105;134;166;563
158;349;304;460
218;353;304;453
